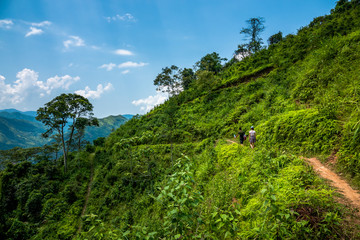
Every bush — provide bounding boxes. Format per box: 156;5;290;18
259;109;340;154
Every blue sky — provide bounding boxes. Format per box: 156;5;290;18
0;0;337;117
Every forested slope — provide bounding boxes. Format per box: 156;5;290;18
1;0;360;239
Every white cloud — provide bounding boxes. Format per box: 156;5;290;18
31;21;52;27
64;36;85;49
0;19;13;29
100;62;147;71
0;69;80;106
99;63;117;71
25;27;44;37
0;69;39;104
118;61;148;68
106;13;136;23
75;83;113;99
36;75;80;94
114;49;133;56
132;91;168;113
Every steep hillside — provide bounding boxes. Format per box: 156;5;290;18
1;1;360;239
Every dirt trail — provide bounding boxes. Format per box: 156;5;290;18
303;157;360;209
226;139;238;144
225;139;360;210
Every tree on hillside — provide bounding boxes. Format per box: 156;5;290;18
268;31;283;45
180;68;196;90
195;52;227;74
36;93;98;173
234;43;251;60
73;117;99;151
154;66;197;96
236;17;265;56
154;65;182;97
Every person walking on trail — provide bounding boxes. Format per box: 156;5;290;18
238;127;245;145
249;126;256;149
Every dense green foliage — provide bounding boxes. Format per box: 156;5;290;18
1;0;360;239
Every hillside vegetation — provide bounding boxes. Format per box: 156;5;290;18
1;1;360;239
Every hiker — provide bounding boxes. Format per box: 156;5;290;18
249;126;256;149
238;127;245;145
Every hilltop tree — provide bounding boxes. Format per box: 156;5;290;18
154;65;182;97
195;52;227;74
238;17;265;55
180;68;196;90
154;66;198;96
36;93;98;173
268;31;283;45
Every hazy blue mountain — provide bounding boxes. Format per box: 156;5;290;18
0;111;38;122
122;114;134;120
0;109;129;150
0;108;37;117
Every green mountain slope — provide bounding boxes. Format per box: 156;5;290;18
1;1;360;239
84;115;128;142
0;116;48;150
0;110;128;150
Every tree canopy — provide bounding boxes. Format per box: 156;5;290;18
195;52;227;74
180;68;196;90
237;17;265;56
268;31;283;45
36;93;98;172
154;65;182;97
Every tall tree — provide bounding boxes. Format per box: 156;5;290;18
154;65;182;97
36;93;98;173
239;17;265;54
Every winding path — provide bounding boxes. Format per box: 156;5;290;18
303;157;360;209
225;139;360;210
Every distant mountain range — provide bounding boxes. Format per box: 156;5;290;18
0;109;132;150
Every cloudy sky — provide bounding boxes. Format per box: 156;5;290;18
0;0;336;117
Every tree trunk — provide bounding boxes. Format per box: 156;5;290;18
60;127;67;173
78;137;81;151
66;120;76;156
